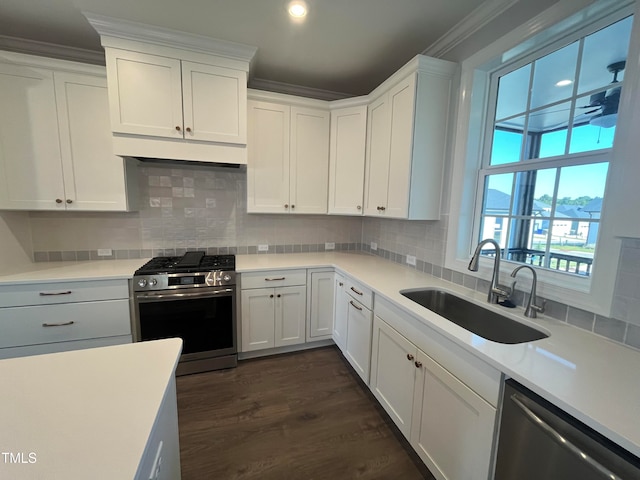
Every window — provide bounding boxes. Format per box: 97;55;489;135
475;14;634;277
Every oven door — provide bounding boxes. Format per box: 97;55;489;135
134;287;236;362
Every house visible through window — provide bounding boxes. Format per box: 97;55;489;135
476;14;633;276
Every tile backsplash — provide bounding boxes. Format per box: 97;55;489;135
30;162;363;259
25;161;640;351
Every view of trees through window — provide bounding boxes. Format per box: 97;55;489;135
476;14;633;276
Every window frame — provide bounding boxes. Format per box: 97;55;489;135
444;0;638;316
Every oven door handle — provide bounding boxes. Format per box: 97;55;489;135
136;288;235;302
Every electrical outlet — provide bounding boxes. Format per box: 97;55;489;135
97;249;112;257
406;255;417;266
325;242;335;250
370;242;378;251
148;440;163;480
258;244;269;252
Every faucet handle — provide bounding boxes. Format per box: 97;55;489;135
492;283;512;300
532;299;546;314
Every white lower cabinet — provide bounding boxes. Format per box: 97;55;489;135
344;297;373;384
411;349;496;480
370;316;417;438
0;279;132;359
240;269;307;352
332;273;348;351
371;306;499;480
307;269;335;341
334;275;373;384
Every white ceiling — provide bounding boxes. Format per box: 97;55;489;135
0;0;488;96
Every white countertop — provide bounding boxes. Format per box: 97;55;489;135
1;252;639;458
0;338;182;479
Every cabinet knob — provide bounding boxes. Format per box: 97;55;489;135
406;353;414;361
380;206;386;211
175;126;182;131
186;127;192;133
339;282;344;287
270;294;274;298
414;361;422;368
291;205;295;209
66;199;73;204
284;204;289;209
357;205;362;210
55;198;63;204
277;294;281;298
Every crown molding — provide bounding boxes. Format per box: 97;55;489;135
84;12;256;64
422;0;520;58
0;35;104;65
249;77;350;101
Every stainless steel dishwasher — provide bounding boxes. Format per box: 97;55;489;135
495;379;640;479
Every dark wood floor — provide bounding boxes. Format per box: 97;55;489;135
176;346;435;480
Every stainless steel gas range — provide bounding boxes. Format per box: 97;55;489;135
132;251;237;375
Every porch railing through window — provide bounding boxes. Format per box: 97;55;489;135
479;248;593;276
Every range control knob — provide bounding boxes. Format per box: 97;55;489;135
137;278;147;288
222;274;232;283
149;278;158;287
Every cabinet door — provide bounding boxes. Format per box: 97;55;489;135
181;61;247;145
386;74;416;218
274;285;306;348
332;274;348;351
328;105;367;215
411;350;496;480
344;298;373;384
54;72;129;211
363;93;391;216
290;106;330;214
247;100;291;213
370;316;417;439
0;63;65;209
240;288;275;351
105;49;183;139
308;271;335;341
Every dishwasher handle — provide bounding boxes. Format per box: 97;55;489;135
510;394;623;480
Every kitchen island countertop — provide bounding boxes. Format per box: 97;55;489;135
0;338;182;479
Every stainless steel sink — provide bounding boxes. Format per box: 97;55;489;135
400;288;549;344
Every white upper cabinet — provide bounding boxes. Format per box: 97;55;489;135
106;49;247;145
328;104;368;215
86;13;256;165
247;92;330;214
363;56;457;220
0;52;135;211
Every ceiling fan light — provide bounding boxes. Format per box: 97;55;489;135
589;113;617;128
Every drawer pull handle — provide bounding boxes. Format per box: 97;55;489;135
349;300;363;311
265;277;285;281
350;286;363;296
39;291;72;296
42;321;75;327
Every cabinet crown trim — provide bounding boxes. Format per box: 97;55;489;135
84;12;257;65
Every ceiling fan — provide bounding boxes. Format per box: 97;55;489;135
578;60;625;128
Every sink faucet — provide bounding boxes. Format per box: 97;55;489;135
468;239;511;304
510;265;546;318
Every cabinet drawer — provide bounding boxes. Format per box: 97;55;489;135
0;299;131;348
0;279;129;308
0;335;132;360
241;269;306;289
345;277;373;309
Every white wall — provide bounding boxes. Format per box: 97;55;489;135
0;212;33;273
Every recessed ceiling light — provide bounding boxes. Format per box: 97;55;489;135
555;79;573;87
288;1;307;18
